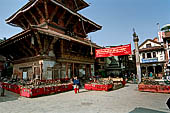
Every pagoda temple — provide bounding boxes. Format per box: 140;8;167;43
0;0;102;80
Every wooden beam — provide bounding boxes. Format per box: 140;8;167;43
89;64;92;76
77;22;83;33
18;46;29;57
73;20;80;31
5;48;16;60
7;44;21;59
25;38;39;55
85;64;88;77
60;10;66;20
72;63;75;76
61;40;64;54
85;23;90;33
66;63;68;78
44;0;49;20
20;41;34;56
23;15;31;25
57;9;67;24
15;42;29;57
65;15;73;27
34;32;43;55
23;15;32;28
19;19;27;29
50;6;59;20
29;11;39;25
35;6;45;20
46;37;58;54
43;36;49;54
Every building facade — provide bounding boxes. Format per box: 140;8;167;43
139;38;165;78
163;31;170;75
103;54;135;78
0;0;102;80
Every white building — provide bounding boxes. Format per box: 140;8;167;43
162;31;170;75
138;38;165;78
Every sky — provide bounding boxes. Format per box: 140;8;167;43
0;0;170;49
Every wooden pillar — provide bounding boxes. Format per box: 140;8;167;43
153;66;156;75
61;40;64;55
40;62;43;80
89;64;92;76
66;63;68;78
72;63;75;76
146;66;148;77
85;64;88;77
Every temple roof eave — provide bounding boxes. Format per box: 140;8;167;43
6;0;38;23
0;29;32;47
35;27;101;48
74;0;89;11
5;0;102;30
0;28;101;49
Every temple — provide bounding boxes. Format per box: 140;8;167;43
0;0;102;80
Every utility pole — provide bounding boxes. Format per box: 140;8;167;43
133;29;141;83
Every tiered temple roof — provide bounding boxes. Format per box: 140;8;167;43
6;0;101;37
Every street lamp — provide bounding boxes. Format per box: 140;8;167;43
133;28;141;83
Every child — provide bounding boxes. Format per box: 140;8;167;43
73;76;80;94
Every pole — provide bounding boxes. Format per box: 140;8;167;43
133;29;141;83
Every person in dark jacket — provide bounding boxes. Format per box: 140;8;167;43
73;76;80;94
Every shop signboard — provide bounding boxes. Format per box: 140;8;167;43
142;58;158;63
95;44;131;58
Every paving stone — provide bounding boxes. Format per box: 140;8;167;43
0;84;169;113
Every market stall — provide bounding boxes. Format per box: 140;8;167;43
84;77;125;91
2;78;73;98
138;78;170;93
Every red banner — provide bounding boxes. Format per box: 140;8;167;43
95;44;132;58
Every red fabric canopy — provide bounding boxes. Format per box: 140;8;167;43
95;44;132;58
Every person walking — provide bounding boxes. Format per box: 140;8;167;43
73;76;80;94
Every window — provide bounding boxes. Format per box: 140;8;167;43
147;53;151;58
146;43;151;48
153;52;156;58
142;53;145;59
